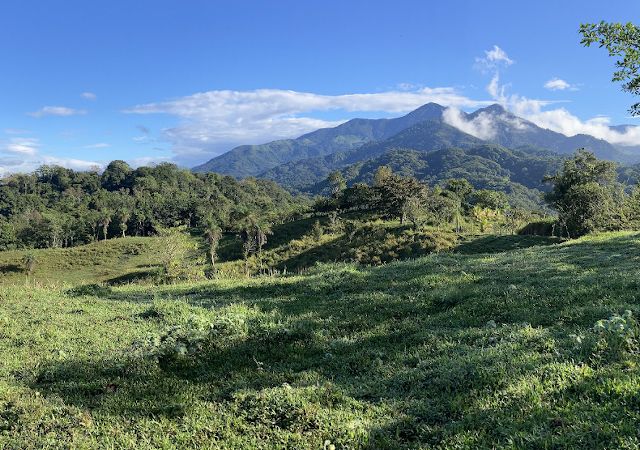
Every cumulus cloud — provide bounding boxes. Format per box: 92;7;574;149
124;87;490;163
28;106;87;118
544;78;577;91
482;74;640;146
81;92;97;101
442;108;497;140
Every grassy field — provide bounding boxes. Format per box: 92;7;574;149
2;232;640;448
0;237;165;286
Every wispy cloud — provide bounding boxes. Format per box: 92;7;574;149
3;137;39;155
28;106;87;118
475;45;514;72
544;78;578;91
437;47;640;148
84;143;110;149
442;108;499;140
81;92;97;101
0;135;103;176
469;50;640;146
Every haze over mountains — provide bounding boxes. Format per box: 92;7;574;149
193;103;640;205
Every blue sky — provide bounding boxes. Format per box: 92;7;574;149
1;0;639;173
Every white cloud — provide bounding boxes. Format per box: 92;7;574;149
84;143;110;149
544;78;577;91
3;137;39;155
81;92;97;101
124;87;490;163
0;153;102;176
475;45;514;72
128;156;172;168
0;135;104;176
41;156;102;171
28;106;87;118
442;108;497;140
479;74;640;146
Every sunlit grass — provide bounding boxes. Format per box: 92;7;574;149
1;232;640;448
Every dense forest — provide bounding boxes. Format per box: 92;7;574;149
0;160;306;250
4;149;640;255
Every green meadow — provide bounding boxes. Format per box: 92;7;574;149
2;232;640;448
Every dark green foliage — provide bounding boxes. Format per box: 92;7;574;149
544;150;625;237
0;163;306;250
580;21;640;116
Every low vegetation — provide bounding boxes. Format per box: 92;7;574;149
1;232;640;448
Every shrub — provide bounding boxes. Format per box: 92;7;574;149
571;310;638;362
135;308;249;367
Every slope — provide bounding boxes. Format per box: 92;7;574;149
260;119;484;190
192;103;446;177
2;232;640;448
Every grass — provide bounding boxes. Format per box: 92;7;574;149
1;231;640;448
0;237;164;286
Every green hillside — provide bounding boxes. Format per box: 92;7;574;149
261;119;485;190
2;232;640;448
193;104;447;177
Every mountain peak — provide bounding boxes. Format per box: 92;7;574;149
480;103;507;115
404;102;445;120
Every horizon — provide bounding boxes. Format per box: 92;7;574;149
2;0;640;174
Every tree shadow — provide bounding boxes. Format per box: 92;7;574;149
105;268;159;286
454;234;563;254
31;232;640;447
0;263;22;274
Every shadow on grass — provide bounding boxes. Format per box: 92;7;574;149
0;263;22;274
454;234;564;254
105;268;159;286
34;232;640;447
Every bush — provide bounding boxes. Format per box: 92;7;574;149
571;310;638;363
135;307;249;367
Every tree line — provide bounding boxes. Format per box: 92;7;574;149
0;160;306;250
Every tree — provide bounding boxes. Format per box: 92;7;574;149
444;178;474;203
471;206;501;233
157;226;196;280
311;220;323;242
327;171;346;198
375;174;426;223
402;197;428;229
101;160;133;191
22;253;37;277
340;183;374;211
544;150;621;237
471;189;509;211
373;165;393;188
580;21;640;115
204;224;222;269
239;216;272;274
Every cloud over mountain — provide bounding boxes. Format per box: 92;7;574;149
124;87;490;164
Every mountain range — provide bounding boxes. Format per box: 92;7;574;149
192;103;640;208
